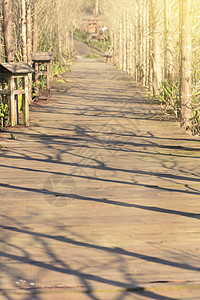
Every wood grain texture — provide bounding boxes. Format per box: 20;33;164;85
0;56;200;300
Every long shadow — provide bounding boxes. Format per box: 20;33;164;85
1;144;200;182
0;175;199;219
1;170;200;196
1;225;199;272
1;134;200;161
1;59;199;300
0;244;192;300
73;196;200;220
0;213;178;300
0;219;180;300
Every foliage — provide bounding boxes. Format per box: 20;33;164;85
82;0;96;13
51;50;75;78
0;99;9;127
51;62;70;79
74;29;88;43
89;38;111;52
191;86;200;134
158;80;180;117
2;0;200;132
74;28;111;53
84;53;100;58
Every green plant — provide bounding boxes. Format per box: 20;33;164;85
51;62;70;79
89;38;111;52
84;53;100;59
32;80;47;99
51;50;75;79
190;87;200;134
0;99;9;127
74;29;88;43
158;79;180;117
10;133;15;140
18;94;23;112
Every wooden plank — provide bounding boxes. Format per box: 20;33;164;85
14;90;26;95
9;77;16;126
0;57;200;299
23;75;29;126
32;52;53;61
0;62;35;74
0;90;10;95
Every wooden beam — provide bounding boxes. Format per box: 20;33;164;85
23;75;29;126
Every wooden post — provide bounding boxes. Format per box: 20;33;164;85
47;62;51;100
32;52;53;101
35;61;39;98
0;62;34;127
23;75;29;126
9;77;16;126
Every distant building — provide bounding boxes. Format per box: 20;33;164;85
78;14;108;40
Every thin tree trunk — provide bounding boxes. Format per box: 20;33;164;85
0;17;3;63
129;15;134;76
138;2;142;83
164;0;173;80
55;0;62;59
125;4;129;74
32;3;38;53
142;0;146;86
3;0;14;62
94;0;99;16
22;0;27;62
149;0;162;95
26;0;32;103
119;18;123;69
26;0;32;64
179;0;192;129
122;3;127;73
145;0;150;88
134;2;138;82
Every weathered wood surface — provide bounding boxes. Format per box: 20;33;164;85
0;62;35;74
32;52;54;62
0;55;200;299
32;52;53;100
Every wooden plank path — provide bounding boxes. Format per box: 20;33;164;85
0;56;200;299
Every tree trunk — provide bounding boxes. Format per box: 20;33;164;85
122;3;127;73
0;15;3;63
26;0;32;64
142;0;146;86
149;0;162;95
26;0;32;103
119;18;123;69
179;0;192;129
22;0;27;62
164;0;173;82
2;0;14;62
32;3;38;53
54;0;62;59
145;0;150;88
94;0;99;16
134;2;139;82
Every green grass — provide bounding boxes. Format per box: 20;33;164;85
74;29;111;53
51;62;71;79
74;29;88;43
89;39;111;52
84;53;100;59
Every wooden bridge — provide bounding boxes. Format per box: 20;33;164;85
0;53;200;299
